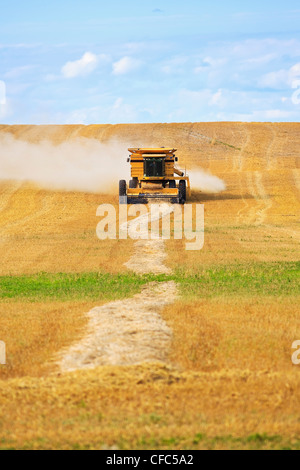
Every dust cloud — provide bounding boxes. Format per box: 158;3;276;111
188;169;226;193
0;134;225;194
0;134;129;193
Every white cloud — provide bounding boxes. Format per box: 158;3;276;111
177;88;227;108
2;34;300;124
161;56;189;74
259;69;288;88
203;56;227;68
109;97;138;122
259;62;300;89
112;56;141;75
44;73;60;82
210;89;224;106
166;85;300;123
290;63;300;82
61;52;105;79
4;65;36;79
262;109;294;119
243;53;276;65
194;56;227;74
227;38;300;59
215;108;299;122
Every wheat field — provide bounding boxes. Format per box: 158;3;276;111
0;122;299;450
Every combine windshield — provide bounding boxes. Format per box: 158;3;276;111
144;157;165;177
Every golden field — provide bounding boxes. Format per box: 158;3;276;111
0;122;299;450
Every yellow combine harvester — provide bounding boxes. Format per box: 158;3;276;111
119;148;191;204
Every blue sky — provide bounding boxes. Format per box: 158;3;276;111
0;0;300;124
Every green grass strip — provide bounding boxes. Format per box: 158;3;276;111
175;261;300;298
0;272;163;302
0;262;299;301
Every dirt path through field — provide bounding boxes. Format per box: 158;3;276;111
57;203;177;372
123;202;174;275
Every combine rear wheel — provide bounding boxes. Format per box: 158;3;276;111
179;180;186;204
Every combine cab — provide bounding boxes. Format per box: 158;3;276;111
119;148;191;204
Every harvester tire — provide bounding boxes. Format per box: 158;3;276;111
119;180;127;196
179;180;186;204
129;179;137;189
169;180;176;188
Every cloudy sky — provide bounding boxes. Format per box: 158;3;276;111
0;0;300;124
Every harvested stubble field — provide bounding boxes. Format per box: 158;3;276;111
0;122;299;450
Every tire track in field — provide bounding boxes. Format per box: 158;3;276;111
249;170;299;240
236;125;274;226
0;188;55;237
0;182;23;213
232;125;248;173
266;124;277;171
245;172;262;225
57;203;177;372
243;171;272;226
293;169;300;201
0;182;24;241
235;125;251;224
252;172;273;226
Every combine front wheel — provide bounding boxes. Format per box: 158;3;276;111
119;180;127;204
129;179;138;188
